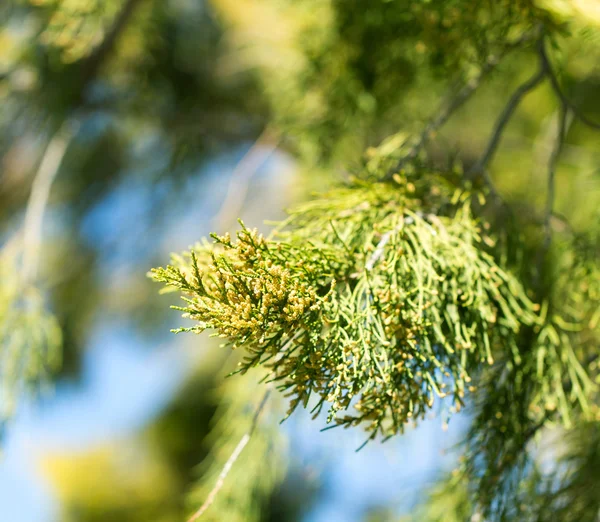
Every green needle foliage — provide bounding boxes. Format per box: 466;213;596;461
147;2;600;518
3;0;600;520
151;174;536;440
458;227;600;521
0;251;62;423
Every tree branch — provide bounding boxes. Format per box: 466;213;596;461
386;67;493;178
486;413;551;490
541;105;568;257
385;30;539;179
19;0;145;280
538;38;600;131
187;389;271;522
469;65;547;181
21;121;78;284
532;103;569;293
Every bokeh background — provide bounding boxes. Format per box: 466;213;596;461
1;1;599;521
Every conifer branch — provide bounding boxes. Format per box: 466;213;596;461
385;30;539;179
538;38;600;131
483;414;550;492
16;0;143;277
469;65;547;191
153;181;536;438
541;105;568;260
187;389;271;522
387;66;494;177
365;221;404;271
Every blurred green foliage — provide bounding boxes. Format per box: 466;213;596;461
0;245;61;422
1;0;599;521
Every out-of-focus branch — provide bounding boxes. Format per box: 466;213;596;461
539;38;600;131
385;30;539;179
469;65;547;194
0;1;144;175
532;104;569;292
210;128;280;231
21;121;77;284
541;105;568;257
386;67;494;177
484;413;551;492
20;0;145;279
187;389;271;522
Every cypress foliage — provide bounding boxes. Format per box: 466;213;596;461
151;2;600;519
152;174;536;440
1;0;599;520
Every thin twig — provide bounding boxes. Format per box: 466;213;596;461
21;121;78;284
385;31;538;179
539;38;600;131
187;389;272;522
533;104;569;293
469;65;547;181
541;105;568;257
386;68;493;178
210;128;280;231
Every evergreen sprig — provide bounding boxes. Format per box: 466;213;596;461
151;175;535;439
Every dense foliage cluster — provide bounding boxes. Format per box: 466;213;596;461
152;175;537;440
28;0;124;63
